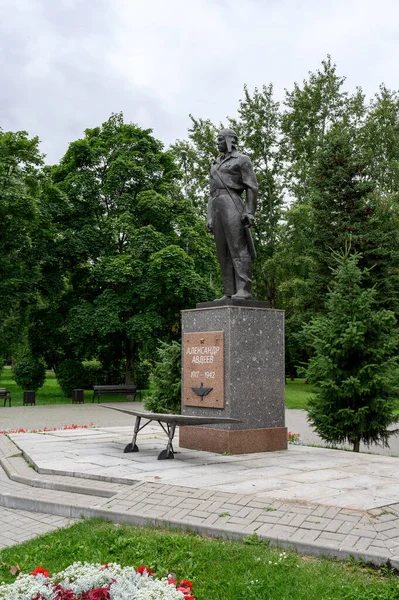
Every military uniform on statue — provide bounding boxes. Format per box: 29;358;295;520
207;128;258;300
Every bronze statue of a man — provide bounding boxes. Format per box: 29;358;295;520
207;128;258;300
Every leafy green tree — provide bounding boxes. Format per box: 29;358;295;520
306;249;399;452
281;56;350;203
31;114;215;383
0;129;44;358
172;116;219;217
360;85;399;195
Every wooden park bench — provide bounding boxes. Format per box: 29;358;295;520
92;385;142;404
0;388;11;407
102;406;240;460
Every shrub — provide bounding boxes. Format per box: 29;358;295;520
81;360;104;389
12;354;46;391
55;359;85;397
144;341;181;413
135;359;151;390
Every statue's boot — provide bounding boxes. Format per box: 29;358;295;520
231;257;252;300
232;291;252;300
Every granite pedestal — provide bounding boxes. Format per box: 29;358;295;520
180;304;287;454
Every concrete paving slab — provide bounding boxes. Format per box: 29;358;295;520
8;428;399;510
1;406;399;565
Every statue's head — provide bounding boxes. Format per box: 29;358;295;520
217;128;238;153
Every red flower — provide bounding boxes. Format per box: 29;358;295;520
53;585;76;600
81;587;110;599
180;580;193;590
167;579;177;585
136;565;153;576
31;566;50;577
177;587;191;595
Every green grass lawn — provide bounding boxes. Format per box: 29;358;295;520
284;379;314;409
0;367;150;407
284;379;399;414
1;366;314;409
2;368;397;415
0;519;398;599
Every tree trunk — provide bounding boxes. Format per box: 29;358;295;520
353;439;360;452
124;337;137;385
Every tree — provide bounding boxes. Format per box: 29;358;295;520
360;85;399;195
308;126;399;316
31;114;215;383
172;116;219;217
281;56;350;203
0;129;44;358
308;127;375;312
306;249;399;452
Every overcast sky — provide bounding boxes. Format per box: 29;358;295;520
1;0;399;163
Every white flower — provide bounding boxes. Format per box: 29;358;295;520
0;562;187;600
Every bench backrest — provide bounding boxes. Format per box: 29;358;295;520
93;385;137;391
0;388;9;395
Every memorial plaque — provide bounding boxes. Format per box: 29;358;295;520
183;331;224;408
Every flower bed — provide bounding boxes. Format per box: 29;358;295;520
0;424;95;435
0;562;196;599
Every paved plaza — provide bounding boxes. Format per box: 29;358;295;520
0;404;399;567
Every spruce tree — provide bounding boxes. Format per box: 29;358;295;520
306;248;399;452
308;127;399;317
309;128;375;313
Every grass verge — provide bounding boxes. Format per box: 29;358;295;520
285;379;314;409
0;367;150;407
0;520;398;599
2;368;395;415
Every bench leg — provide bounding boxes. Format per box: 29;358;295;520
158;423;176;460
124;416;140;453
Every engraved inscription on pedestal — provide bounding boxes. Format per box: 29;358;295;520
183;331;224;408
